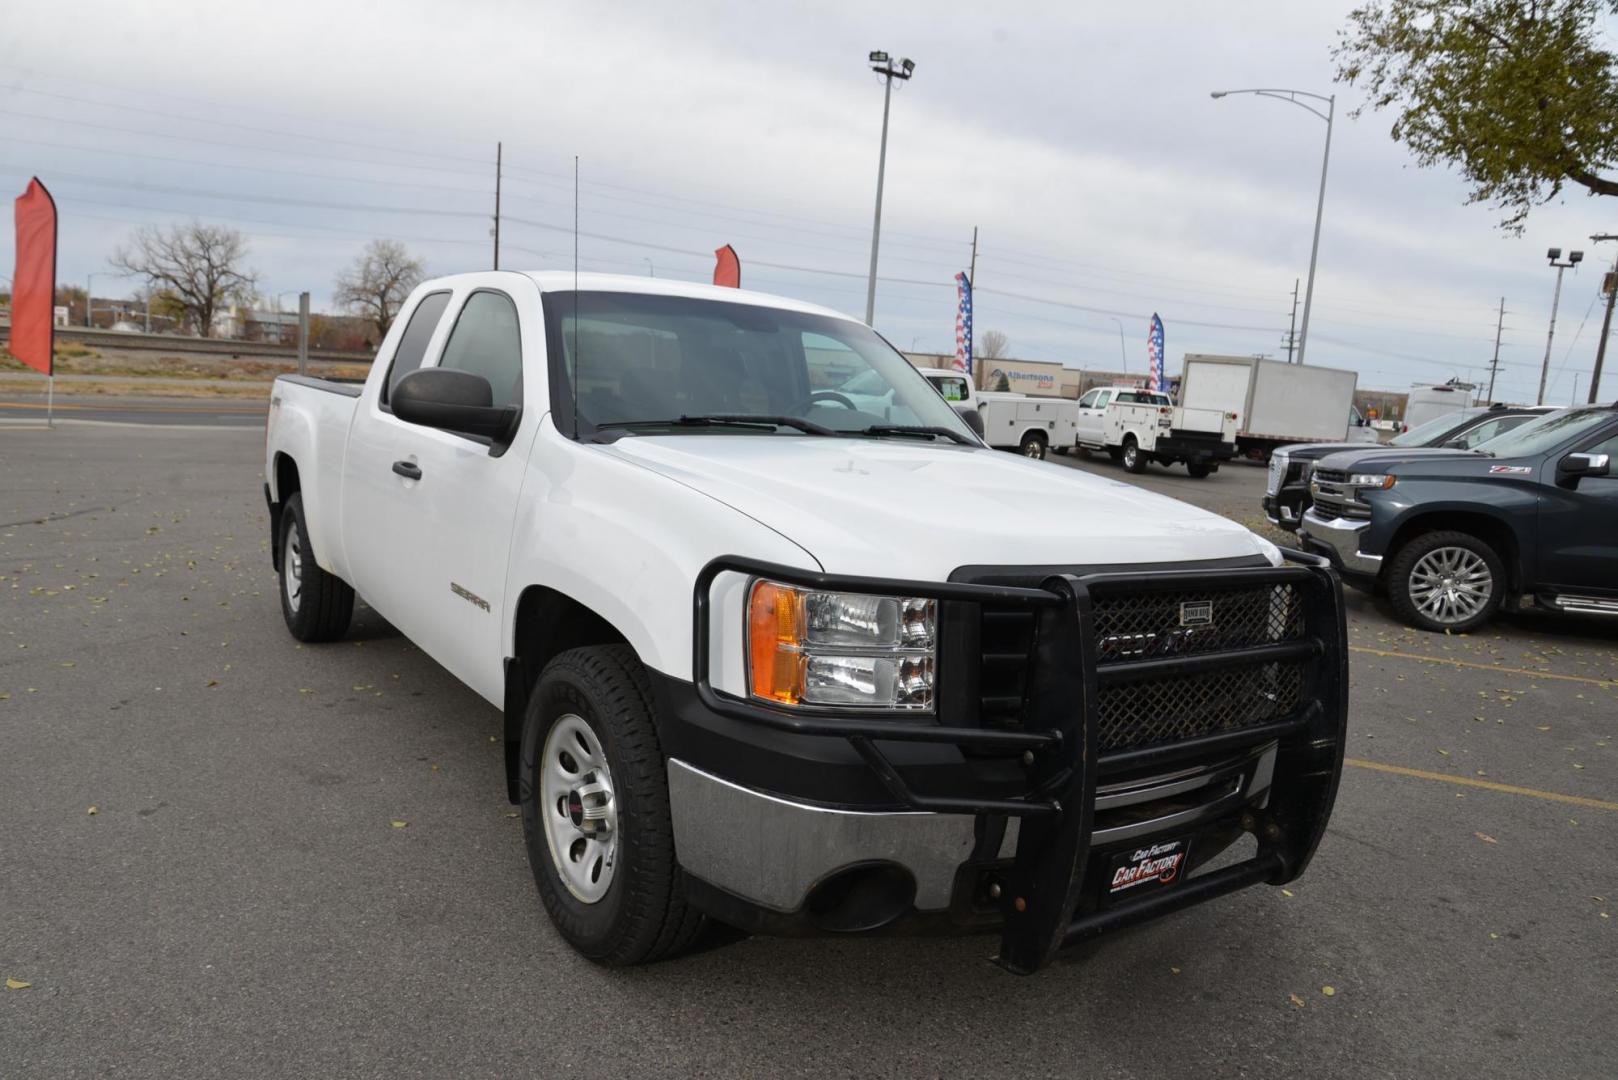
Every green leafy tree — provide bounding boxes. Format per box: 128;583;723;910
1334;0;1618;231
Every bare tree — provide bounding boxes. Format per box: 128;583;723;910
979;329;1009;360
110;222;255;338
334;240;426;337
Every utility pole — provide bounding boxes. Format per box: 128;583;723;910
493;141;502;271
296;292;310;377
1540;248;1583;405
863;51;915;326
1589;234;1618;404
1486;297;1505;403
1283;278;1300;363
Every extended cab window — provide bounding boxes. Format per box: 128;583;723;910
383;291;451;406
439;291;523;409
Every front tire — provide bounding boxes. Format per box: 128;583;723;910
1186;462;1212;479
1019;432;1048;460
1386;531;1504;633
519;645;704;966
277;492;354;642
1122;437;1147;473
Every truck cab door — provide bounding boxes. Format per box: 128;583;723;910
342;278;540;704
1076;389;1110;444
1535;427;1618;597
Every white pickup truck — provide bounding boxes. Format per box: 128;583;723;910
263;272;1348;974
1074;385;1238;478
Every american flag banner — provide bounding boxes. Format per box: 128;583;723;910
1146;312;1165;392
953;271;973;374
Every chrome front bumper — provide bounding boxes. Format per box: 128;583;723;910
1300;509;1383;575
667;745;1280;915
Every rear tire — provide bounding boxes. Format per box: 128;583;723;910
1121;437;1147;473
1186;462;1212;479
278;492;354;643
1386;530;1504;634
1019;432;1048;460
519;644;705;966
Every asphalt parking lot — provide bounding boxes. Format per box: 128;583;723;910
4;426;1615;1079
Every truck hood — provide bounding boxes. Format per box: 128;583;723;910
1315;447;1480;473
602;436;1278;578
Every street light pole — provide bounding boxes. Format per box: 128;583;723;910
1108;316;1128;373
644;258;655;278
864;50;915;327
1211;88;1334;365
1540;247;1583;406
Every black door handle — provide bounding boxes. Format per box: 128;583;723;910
392;460;422;480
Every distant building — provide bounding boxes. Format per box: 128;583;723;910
217;305;301;343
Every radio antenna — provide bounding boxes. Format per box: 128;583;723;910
571;155;580;435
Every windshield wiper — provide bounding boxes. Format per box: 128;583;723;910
857;424;977;447
594;414;837;437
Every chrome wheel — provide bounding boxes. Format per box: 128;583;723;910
1408;546;1493;624
284;532;303;613
539;713;618;904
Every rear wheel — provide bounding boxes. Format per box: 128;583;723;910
1019;432;1048;460
1121;437;1147;473
1186;462;1212;479
277;492;354;643
520;644;704;965
1387;531;1504;633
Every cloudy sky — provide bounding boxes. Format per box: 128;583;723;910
3;0;1615;403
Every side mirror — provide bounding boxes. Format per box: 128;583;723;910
954;403;986;438
1442;438;1468;449
1558;451;1611;483
392;368;519;442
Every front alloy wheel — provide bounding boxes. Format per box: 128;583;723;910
1407;547;1493;625
1387;530;1504;633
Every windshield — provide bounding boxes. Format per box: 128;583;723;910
546;291;975;441
1389;407;1485;447
1471;407;1612;457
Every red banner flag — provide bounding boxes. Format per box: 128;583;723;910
713;244;740;288
11;178;58;376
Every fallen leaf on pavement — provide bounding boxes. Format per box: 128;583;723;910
86;806;98;816
390;820;408;829
5;978;30;990
1322;986;1336;997
1289;994;1306;1008
1474;832;1497;844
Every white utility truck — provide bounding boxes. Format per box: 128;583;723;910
1179;355;1360;461
975;389;1079;459
1073;385;1238;478
263;272;1348;975
1402;383;1473;431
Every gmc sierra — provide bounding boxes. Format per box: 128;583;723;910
263;272;1348;973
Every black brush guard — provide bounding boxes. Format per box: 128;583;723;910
692;551;1347;974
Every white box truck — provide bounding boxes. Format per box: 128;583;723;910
1402;383;1474;431
1179;355;1360;461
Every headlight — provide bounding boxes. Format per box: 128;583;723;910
748;580;935;710
1348;473;1396;489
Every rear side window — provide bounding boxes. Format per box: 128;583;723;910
383;291;451;406
439;291;524;409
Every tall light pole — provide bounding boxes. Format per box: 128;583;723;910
1588;234;1617;404
643;257;655;278
1211;88;1335;365
864;50;915;327
1540;247;1584;405
1108;316;1128;373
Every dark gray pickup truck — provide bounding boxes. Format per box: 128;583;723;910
1298;405;1618;632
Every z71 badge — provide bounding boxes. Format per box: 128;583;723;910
1489;464;1533;475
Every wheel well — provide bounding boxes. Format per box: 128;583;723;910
274;452;301;503
502;586;632;802
269;454;300;571
1385;511;1520;592
1020;429;1047;445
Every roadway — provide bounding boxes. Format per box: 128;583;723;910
2;426;1614;1078
0;393;268;427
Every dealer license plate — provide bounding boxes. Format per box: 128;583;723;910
1104;837;1192;901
